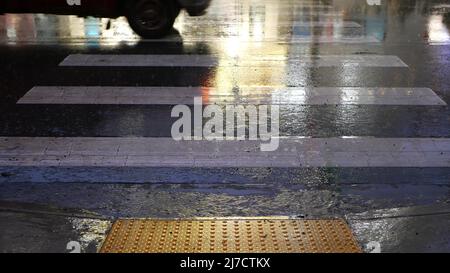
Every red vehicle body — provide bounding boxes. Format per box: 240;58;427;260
0;0;211;38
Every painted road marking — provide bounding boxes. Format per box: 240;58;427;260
188;13;356;19
205;11;354;16
291;21;361;27
148;34;380;44
176;21;362;28
0;137;449;167
59;54;406;67
18;86;446;106
7;36;379;45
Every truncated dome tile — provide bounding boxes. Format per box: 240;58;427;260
100;218;362;253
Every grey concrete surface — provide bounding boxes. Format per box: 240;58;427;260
0;201;110;253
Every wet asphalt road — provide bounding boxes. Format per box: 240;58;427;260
0;0;449;252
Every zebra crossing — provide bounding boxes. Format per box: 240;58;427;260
18;86;446;105
7;56;450;172
1;15;450;178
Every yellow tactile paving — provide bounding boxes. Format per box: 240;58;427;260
100;218;362;253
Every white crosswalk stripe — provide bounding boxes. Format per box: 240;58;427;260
176;21;362;27
1;137;449;167
1;36;378;45
18;86;446;106
59;54;405;67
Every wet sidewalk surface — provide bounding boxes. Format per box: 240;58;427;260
0;0;449;253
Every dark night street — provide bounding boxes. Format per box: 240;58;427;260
0;0;449;254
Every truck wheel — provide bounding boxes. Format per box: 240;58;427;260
126;0;177;38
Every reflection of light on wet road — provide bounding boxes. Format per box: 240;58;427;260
0;0;381;46
428;15;450;43
211;1;288;96
0;14;141;46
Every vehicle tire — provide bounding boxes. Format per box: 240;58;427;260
126;0;177;38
